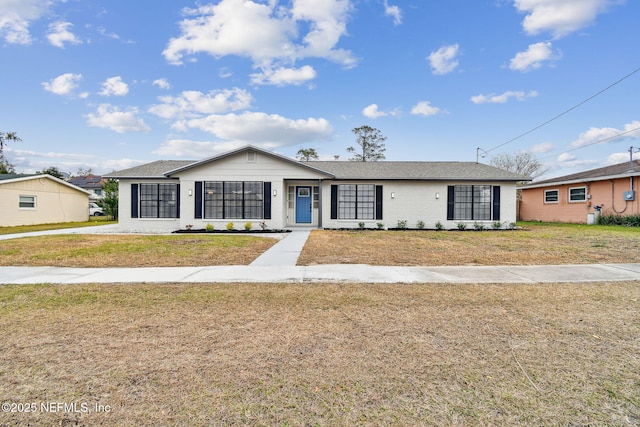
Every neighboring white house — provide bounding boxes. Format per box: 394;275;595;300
105;145;529;232
0;174;91;226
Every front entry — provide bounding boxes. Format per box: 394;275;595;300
295;186;312;223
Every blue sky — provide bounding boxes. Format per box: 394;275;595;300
1;0;639;179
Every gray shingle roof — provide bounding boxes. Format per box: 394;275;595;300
305;161;529;181
104;160;195;179
524;160;640;188
103;146;529;182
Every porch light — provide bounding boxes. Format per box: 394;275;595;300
435;192;440;199
391;192;395;199
273;189;277;197
188;189;193;196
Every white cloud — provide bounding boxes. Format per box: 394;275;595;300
47;21;81;48
384;1;402;25
174;111;333;147
0;0;52;44
471;90;538;104
428;44;460;75
554;152;597;169
42;73;83;96
250;65;317;86
86;104;151;133
514;0;620;39
149;88;253;120
570;120;640;148
509;42;559;72
530;142;554;153
362;104;387;119
606;151;640;166
153;78;171;90
162;0;355;85
99;76;129;97
153;139;241;158
411;101;440;117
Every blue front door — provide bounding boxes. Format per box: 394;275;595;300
295;186;312;223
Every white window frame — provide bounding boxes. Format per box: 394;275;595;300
19;195;36;209
568;186;587;203
544;189;559;204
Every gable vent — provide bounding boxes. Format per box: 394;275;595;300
247;151;257;162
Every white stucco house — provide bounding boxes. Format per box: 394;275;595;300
105;145;529;232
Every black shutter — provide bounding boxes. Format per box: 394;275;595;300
194;181;203;219
330;185;338;219
492;186;501;221
176;184;181;218
263;182;272;219
447;185;455;221
131;184;139;218
375;185;383;220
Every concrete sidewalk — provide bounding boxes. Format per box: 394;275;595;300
2;263;640;285
1;225;640;284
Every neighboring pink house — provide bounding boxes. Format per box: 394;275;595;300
520;160;640;223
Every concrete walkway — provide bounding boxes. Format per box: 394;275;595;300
1;225;640;284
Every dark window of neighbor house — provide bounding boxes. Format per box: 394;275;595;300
200;181;266;219
19;195;36;209
544;189;559;203
447;185;500;221
330;184;382;220
569;186;587;202
138;183;179;218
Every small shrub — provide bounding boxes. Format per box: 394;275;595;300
205;223;214;232
185;224;193;230
376;222;384;230
597;214;640;227
397;220;408;229
457;222;467;230
435;221;444;231
226;222;235;231
507;222;517;230
492;221;503;230
358;222;365;229
244;222;253;231
473;221;485;231
259;221;267;230
416;220;425;229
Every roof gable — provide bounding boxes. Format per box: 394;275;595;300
0;174;91;194
164;145;334;177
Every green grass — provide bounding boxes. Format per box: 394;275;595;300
0;217;116;235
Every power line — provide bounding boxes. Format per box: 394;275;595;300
485;66;640;154
537;126;640;161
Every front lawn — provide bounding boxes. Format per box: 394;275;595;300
297;223;640;266
1;282;638;426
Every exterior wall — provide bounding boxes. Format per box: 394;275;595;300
520;176;640;223
0;178;89;226
175;151;327;230
116;149;522;232
117;179;181;232
320;181;518;230
120;150;328;232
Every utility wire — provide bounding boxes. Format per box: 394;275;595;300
485;66;640;154
537;126;640;161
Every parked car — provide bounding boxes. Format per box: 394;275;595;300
89;202;104;216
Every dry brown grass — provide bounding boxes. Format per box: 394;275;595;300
0;234;277;267
298;224;640;266
1;282;638;426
